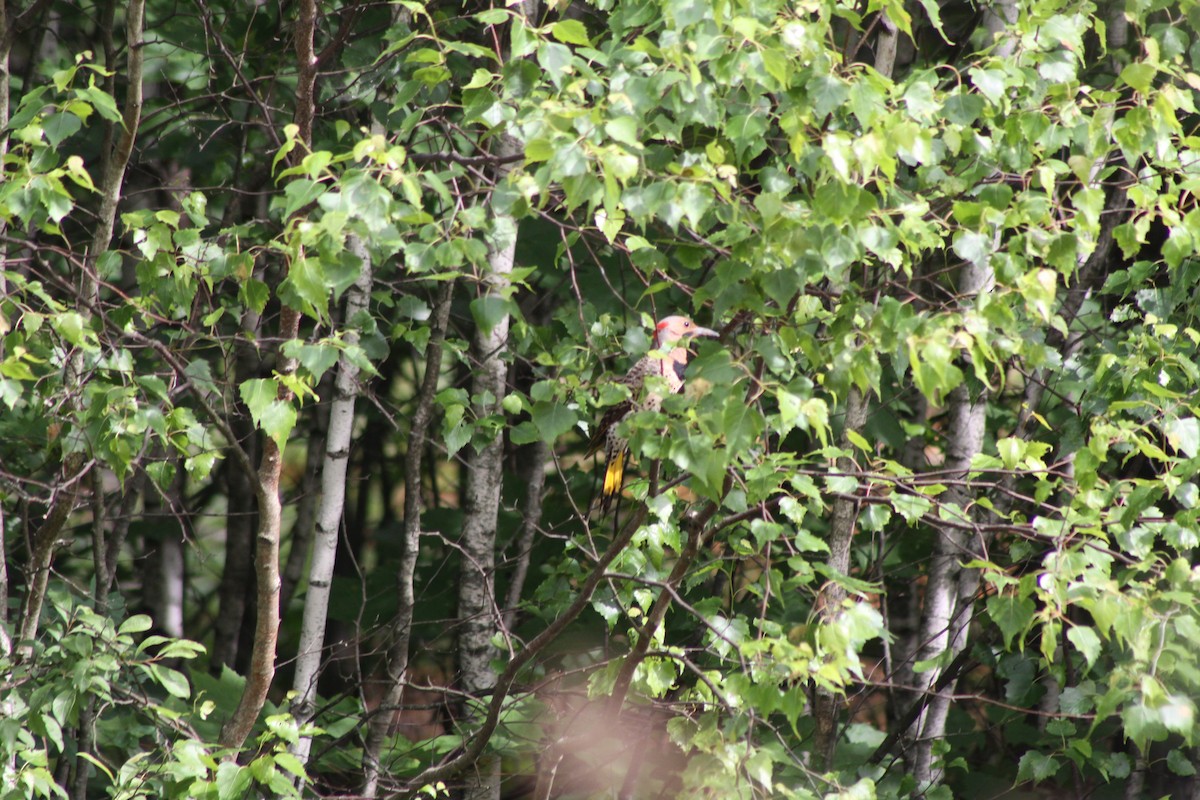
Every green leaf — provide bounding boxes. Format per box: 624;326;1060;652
283;340;342;382
53;311;86;346
152;664;192;699
676;183;711;229
1016;751;1060;784
242;279;270;314
996;437;1023;469
44;112;82;147
445;421;471;457
118;615;153;635
280;256;329;319
1120;62;1157;94
890;492;932;524
727;113;768;160
537;43;573;87
952;230;991;268
1123;701;1168;746
282;178;326;218
240;379;279;423
1169;748;1197;776
258;398;298;448
470;295;512;337
216;761;253;800
605;116;640;147
1066;625;1101;670
1163;416;1200;458
75;82;122;124
987;594;1035;650
531;401;576;442
273;751;308;780
551;19;591;45
185;451;220;480
524;138;554;163
473;8;509;23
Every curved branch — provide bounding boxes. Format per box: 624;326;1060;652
393;507;649;797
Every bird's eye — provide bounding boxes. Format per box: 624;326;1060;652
683;321;691;327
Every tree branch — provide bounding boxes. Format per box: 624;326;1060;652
361;279;455;798
393;506;649;796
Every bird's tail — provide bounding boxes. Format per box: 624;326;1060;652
601;449;626;511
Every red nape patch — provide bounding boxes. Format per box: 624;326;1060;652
656;320;669;330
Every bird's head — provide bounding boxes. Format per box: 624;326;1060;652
653;316;719;348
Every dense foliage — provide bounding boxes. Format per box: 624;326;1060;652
3;0;1200;797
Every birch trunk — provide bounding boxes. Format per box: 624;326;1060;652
457;133;520;800
905;4;1016;785
910;256;992;787
280;386;330;611
982;0;1018;56
143;474;186;638
290;235;373;776
812;385;869;768
0;0;7;658
0;501;6;657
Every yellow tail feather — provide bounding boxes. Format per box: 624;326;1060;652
603;449;626;501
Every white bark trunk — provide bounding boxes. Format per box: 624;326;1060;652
158;532;185;638
291;235;372;775
982;0;1018;57
457;133;520;800
911;257;992;788
813;386;869;767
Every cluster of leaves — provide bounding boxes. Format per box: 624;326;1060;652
6;0;1200;797
0;590;309;800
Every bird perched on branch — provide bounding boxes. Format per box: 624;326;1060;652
588;315;719;512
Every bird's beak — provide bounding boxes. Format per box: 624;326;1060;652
687;326;719;339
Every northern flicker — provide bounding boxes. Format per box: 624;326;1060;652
588;316;719;511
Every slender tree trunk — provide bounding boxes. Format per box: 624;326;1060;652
58;7;146;793
98;469;144;608
903;6;1019;785
361;280;455;798
0;0;11;182
403;507;648;793
281;378;332;611
1125;746;1146;800
502;440;549;631
0;501;7;657
290;235;373;776
812;385;869;768
982;0;1018;54
213;333;260;671
457;133;520;800
70;471;111;800
873;13;898;77
909;257;992;787
606;465;706;714
143;460;186;637
218;0;319;747
218;306;300;749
